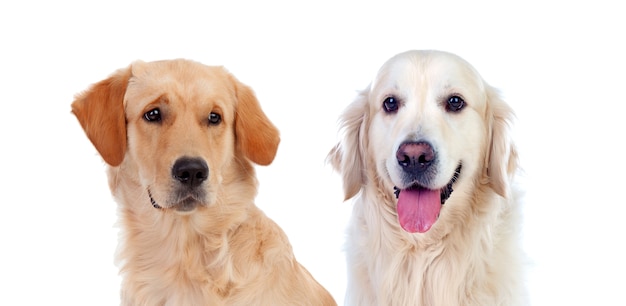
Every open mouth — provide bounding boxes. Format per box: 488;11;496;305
393;164;462;233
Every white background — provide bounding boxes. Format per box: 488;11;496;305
1;1;625;305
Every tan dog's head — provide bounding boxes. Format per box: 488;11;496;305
329;50;517;233
72;59;279;213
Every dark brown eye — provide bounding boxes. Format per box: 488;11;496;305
446;96;465;112
383;96;399;113
208;112;221;125
144;108;161;122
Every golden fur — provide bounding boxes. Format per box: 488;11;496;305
72;59;336;305
328;50;526;305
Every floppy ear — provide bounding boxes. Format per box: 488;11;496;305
71;66;131;166
327;88;369;201
233;78;280;166
484;85;518;198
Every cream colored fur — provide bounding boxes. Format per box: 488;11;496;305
72;59;336;306
328;50;526;305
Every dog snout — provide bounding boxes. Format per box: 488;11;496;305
172;157;209;188
396;141;435;174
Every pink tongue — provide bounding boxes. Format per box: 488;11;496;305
397;188;441;233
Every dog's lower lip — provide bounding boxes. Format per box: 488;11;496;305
148;189;201;211
173;198;198;212
147;189;162;209
440;164;462;204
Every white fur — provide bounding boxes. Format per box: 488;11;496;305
329;50;527;305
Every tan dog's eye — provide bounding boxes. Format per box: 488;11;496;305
144;108;162;122
446;96;465;112
383;96;399;113
208;112;221;125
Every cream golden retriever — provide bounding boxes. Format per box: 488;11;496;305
328;50;526;305
72;59;336;306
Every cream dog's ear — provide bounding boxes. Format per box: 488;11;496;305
484;85;518;198
71;66;131;166
232;75;280;166
327;88;370;201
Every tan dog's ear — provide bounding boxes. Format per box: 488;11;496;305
327;88;369;201
71;66;131;166
233;78;280;166
484;85;518;198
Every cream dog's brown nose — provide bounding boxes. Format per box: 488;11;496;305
396;141;435;175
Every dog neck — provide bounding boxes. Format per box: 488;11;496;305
106;159;260;303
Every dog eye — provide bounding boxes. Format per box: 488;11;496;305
208;112;221;125
446;96;465;112
144;108;161;122
383;97;399;113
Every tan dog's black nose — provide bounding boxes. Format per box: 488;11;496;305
396;141;435;174
172;157;208;188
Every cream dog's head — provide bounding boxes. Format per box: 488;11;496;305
329;50;516;233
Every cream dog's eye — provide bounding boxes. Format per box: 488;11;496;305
383;96;399;113
446;96;465;112
208;112;221;125
144;108;162;122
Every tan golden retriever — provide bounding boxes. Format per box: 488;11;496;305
72;59;336;306
328;50;526;305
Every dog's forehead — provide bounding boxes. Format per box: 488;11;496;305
124;60;236;111
374;51;484;93
370;51;486;111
